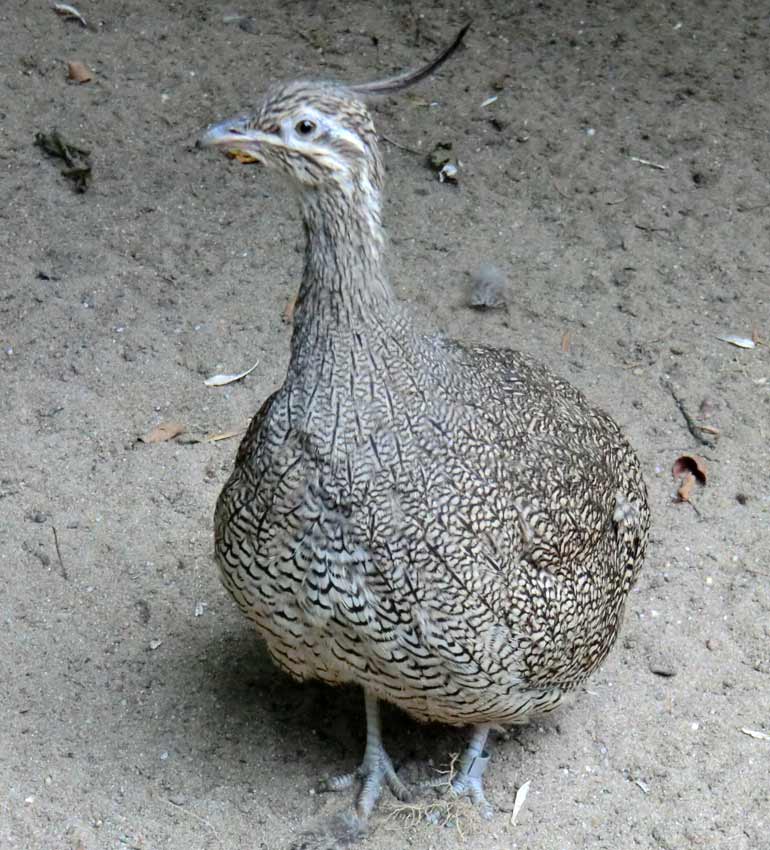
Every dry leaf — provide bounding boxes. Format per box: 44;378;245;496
67;61;92;83
561;331;571;353
672;454;707;485
282;293;298;324
676;472;696;502
741;728;770;741
225;150;259;164
204;359;259;387
716;334;756;349
206;428;245;443
140;422;186;443
672;454;706;504
698;424;720;436
53;3;87;26
510;780;531;826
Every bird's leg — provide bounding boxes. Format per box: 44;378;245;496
319;690;412;819
449;723;493;817
423;723;493;818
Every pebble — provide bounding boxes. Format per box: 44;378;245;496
238;16;258;33
649;655;677;677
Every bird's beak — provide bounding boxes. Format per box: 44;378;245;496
198;118;265;164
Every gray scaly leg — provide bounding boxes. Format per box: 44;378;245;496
422;723;493;818
450;723;493;817
320;690;412;819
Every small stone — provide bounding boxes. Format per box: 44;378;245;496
649;655;677;677
698;397;719;419
238;16;258;33
705;638;720;651
149;639;163;651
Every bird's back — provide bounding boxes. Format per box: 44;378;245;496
215;321;649;726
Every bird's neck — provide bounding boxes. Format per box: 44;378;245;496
291;187;397;350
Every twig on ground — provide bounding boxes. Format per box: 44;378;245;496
380;134;422;156
662;379;718;447
51;526;68;580
629;155;667;171
166;799;222;847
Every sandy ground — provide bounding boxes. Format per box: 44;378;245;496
2;1;769;848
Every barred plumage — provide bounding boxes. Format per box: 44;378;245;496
201;25;649;822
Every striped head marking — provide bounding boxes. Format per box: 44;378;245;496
200;82;383;195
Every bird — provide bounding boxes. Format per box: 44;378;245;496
199;23;649;824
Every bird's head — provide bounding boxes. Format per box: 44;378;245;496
200;82;383;196
199;23;470;200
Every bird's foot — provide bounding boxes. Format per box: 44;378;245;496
319;738;412;819
446;748;493;818
421;749;493;819
420;724;494;819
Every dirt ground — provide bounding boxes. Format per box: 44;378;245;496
2;1;769;848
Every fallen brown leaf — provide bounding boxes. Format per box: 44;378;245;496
561;331;570;353
139;422;186;444
698;425;720;436
282;293;298;324
676;471;696;502
67;61;92;83
672;454;707;485
672;454;707;504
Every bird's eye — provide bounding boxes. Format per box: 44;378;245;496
295;119;316;135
